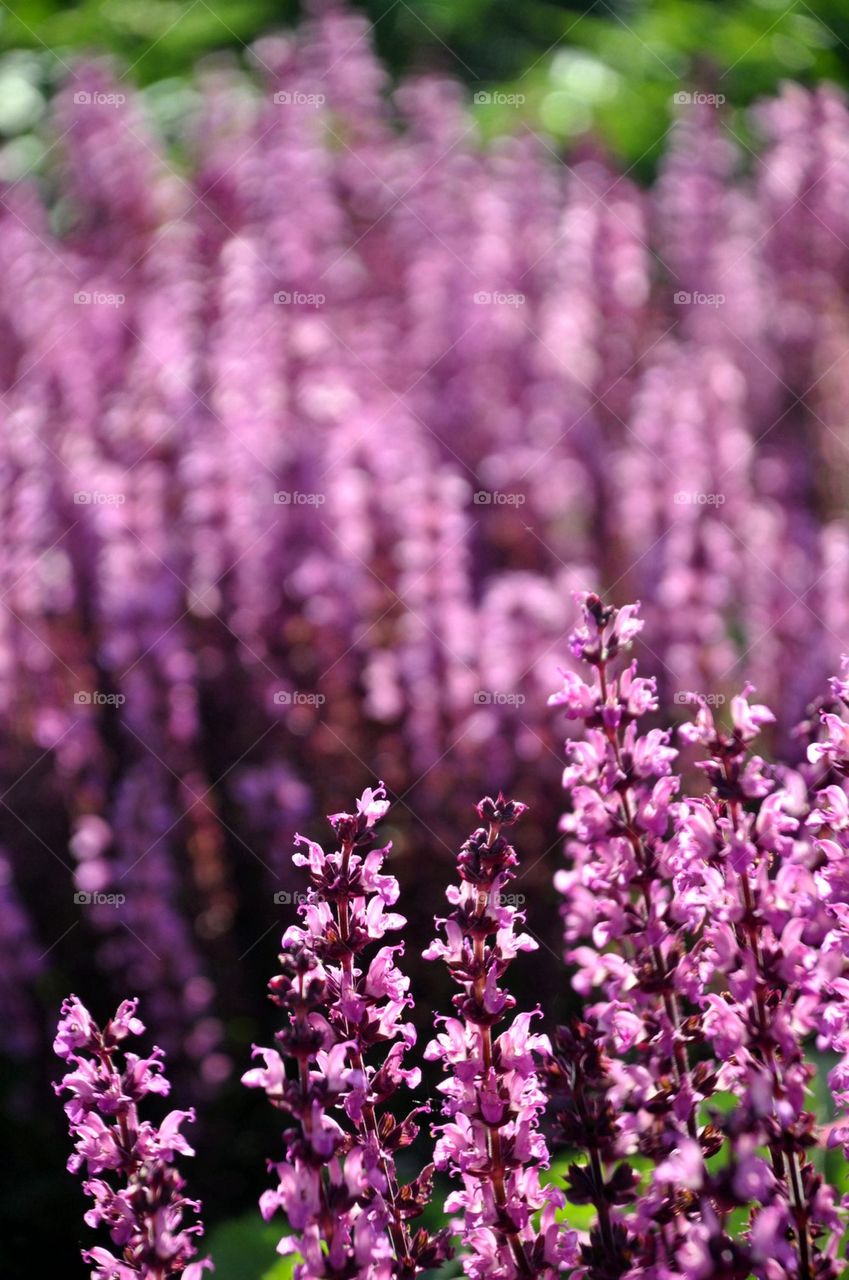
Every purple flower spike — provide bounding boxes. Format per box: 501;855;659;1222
548;596;700;1158
807;669;849;1155
54;995;211;1280
549;593;848;1277
674;685;842;1277
425;794;577;1278
244;783;450;1279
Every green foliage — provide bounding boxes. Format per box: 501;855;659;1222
0;0;293;83
205;1212;294;1280
260;1263;297;1280
476;0;846;176
0;1;847;170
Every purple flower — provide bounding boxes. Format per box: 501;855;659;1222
549;595;848;1276
54;995;211;1279
425;794;576;1278
244;784;450;1278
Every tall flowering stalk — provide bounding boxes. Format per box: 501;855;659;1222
547;597;702;1177
424;793;576;1278
54;995;211;1280
551;597;721;1274
549;594;849;1276
673;690;843;1278
807;664;849;1165
243;784;450;1278
542;1017;639;1277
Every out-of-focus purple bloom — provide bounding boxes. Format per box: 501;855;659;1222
0;848;44;1059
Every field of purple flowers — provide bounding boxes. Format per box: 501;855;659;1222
5;2;849;1276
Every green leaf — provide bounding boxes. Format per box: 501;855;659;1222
205;1212;290;1280
260;1258;296;1280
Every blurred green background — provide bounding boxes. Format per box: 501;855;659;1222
0;0;847;176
